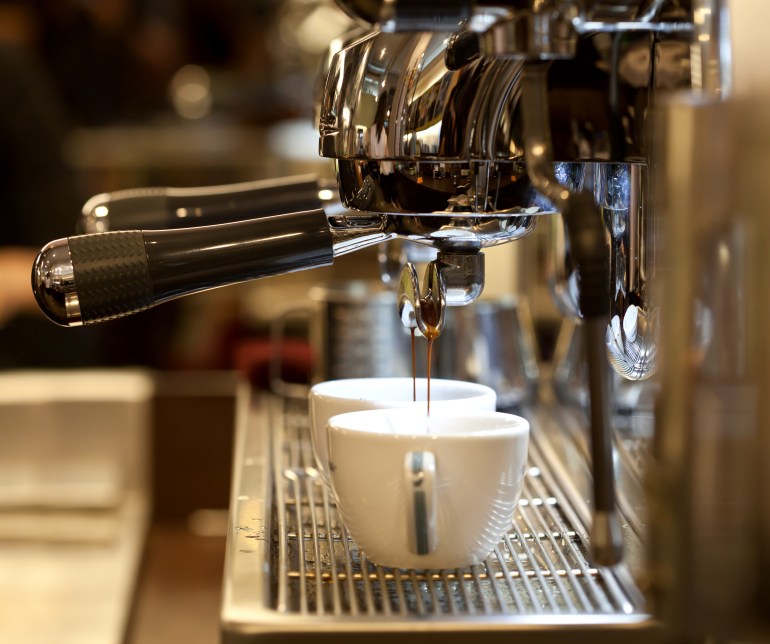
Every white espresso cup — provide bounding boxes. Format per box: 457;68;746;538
308;377;496;480
327;408;530;570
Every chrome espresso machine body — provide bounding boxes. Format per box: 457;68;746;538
30;0;769;641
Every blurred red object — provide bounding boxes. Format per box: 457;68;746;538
232;337;313;391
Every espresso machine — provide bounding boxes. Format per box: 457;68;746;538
30;0;769;641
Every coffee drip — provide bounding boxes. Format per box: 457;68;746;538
421;289;442;415
409;324;440;413
399;262;445;415
410;328;416;403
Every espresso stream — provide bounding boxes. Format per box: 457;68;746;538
410;328;416;403
413;301;441;414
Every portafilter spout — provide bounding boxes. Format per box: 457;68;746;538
397;262;445;340
396;249;485;343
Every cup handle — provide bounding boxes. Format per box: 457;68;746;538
404;451;437;556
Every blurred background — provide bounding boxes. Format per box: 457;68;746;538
0;0;364;372
0;2;364;642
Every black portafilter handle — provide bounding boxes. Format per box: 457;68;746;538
78;175;333;233
32;209;334;327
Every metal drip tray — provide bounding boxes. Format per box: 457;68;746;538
222;395;657;642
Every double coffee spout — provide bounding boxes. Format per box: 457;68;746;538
397;261;445;341
397;250;489;341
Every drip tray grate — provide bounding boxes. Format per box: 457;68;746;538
274;398;636;619
222;394;655;642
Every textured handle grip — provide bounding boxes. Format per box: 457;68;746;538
34;209;333;327
68;231;154;324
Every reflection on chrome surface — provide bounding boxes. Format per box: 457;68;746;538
320;27;659;380
335;158;555;218
548;162;656;380
321;27;658;221
320;30;654;166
